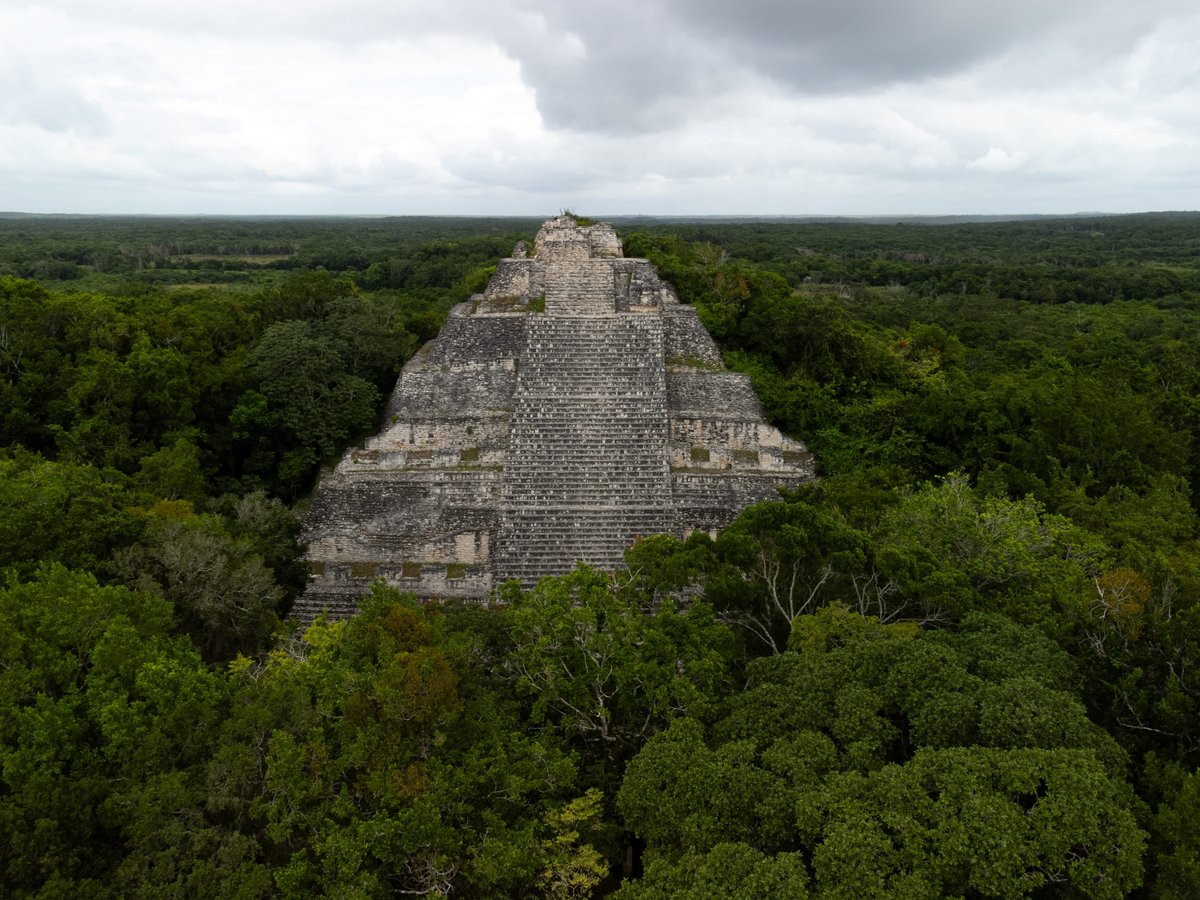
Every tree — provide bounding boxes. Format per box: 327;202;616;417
111;501;285;661
1144;758;1200;896
502;566;732;765
711;494;867;653
620;532;717;605
616;842;809;900
875;473;1107;630
209;489;308;599
132;436;208;503
538;789;610;899
806;748;1143;898
0;449;141;576
233;319;378;494
617;605;1144;897
206;585;611;897
0;566;249;896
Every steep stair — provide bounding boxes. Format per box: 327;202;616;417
495;311;676;586
544;258;617;315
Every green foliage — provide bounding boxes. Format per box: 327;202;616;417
618;606;1144;898
710;491;868;652
234;318;378;493
538;789;610;899
622;532;718;602
0;566;246;896
132;437;208;503
2;213;1199;894
207;585;596;896
208;489;307;598
1144;757;1200;896
562;210;596;227
502;565;733;765
0;449;142;576
110;501;287;661
875;473;1107;629
804;747;1144;898
617;842;810;900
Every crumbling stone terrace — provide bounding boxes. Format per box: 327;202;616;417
296;216;815;619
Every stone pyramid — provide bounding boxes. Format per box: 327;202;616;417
295;216;814;619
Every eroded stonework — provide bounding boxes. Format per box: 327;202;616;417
295;216;814;619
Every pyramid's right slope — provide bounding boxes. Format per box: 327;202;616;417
298;216;815;618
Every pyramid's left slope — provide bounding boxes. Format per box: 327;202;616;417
297;300;530;618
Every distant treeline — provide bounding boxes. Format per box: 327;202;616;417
0;215;543;284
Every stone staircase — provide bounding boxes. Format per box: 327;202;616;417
544;258;616;315
495;313;676;586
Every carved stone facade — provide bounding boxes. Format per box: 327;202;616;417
295;216;815;619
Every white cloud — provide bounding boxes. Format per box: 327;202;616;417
967;148;1029;173
1;1;1199;213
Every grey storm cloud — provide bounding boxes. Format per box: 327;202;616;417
481;0;1193;133
30;0;1198;135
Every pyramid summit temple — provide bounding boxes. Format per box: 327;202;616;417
295;216;815;620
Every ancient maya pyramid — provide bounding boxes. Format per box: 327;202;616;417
295;216;815;620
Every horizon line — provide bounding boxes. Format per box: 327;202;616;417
6;209;1200;220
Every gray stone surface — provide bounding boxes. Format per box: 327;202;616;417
294;216;815;620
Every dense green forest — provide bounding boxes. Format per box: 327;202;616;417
2;212;1198;897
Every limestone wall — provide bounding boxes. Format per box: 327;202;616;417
663;306;723;364
426;308;529;365
667;370;764;420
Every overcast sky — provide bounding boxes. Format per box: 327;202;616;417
3;0;1199;215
